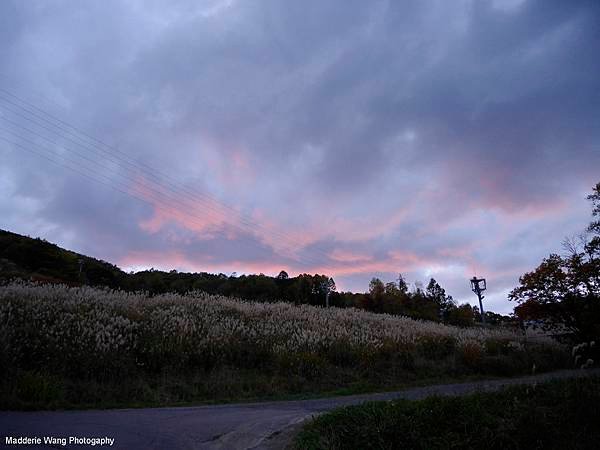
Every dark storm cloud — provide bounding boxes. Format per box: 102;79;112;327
1;0;599;312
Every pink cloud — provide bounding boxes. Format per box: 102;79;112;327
431;162;569;220
131;175;245;239
128;174;463;280
119;246;421;280
329;249;373;263
119;249;295;277
199;137;256;188
128;169;551;289
298;249;439;278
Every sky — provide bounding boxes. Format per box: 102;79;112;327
1;0;599;313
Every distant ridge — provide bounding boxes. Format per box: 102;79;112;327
0;229;124;287
0;229;333;305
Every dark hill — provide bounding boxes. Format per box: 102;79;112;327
0;229;332;305
0;229;125;287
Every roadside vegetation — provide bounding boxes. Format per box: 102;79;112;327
0;281;567;410
294;375;600;450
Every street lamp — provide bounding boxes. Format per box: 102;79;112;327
470;276;487;324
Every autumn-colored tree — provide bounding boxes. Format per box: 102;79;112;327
509;182;600;342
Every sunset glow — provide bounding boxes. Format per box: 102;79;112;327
1;0;599;313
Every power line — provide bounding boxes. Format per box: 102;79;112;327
0;89;339;266
0;119;335;273
0;88;327;250
0;120;249;237
0;132;271;271
0;90;345;275
0;73;70;114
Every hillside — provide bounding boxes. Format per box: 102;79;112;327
0;229;125;287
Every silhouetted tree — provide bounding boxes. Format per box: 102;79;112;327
369;278;386;312
277;270;289;280
510;182;600;342
447;304;475;327
426;278;455;321
397;273;409;294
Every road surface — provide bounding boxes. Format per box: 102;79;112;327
1;369;598;450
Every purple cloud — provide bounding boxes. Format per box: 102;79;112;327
1;0;599;313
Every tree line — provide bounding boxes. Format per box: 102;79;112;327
1;228;515;327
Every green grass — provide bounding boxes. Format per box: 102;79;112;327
0;347;567;411
0;368;508;410
0;335;571;410
0;332;571;410
294;375;600;450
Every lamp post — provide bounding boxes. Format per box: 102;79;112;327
470;276;487;324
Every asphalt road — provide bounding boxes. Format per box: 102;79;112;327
2;369;598;450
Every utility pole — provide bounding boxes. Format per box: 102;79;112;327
325;288;330;308
470;276;487;324
78;258;84;283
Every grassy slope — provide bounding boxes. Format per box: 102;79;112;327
294;375;600;450
1;281;570;410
